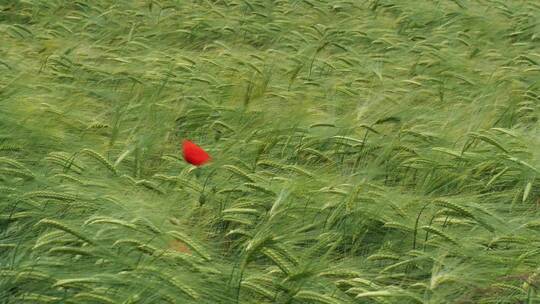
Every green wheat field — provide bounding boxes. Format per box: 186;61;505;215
1;1;539;303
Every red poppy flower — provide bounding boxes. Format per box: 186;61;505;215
182;139;211;166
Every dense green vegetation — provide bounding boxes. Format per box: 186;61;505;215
1;0;539;303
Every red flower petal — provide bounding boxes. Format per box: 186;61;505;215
182;140;211;166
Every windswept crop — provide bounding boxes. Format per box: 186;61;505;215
1;1;539;303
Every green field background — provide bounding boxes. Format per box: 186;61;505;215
1;1;539;303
